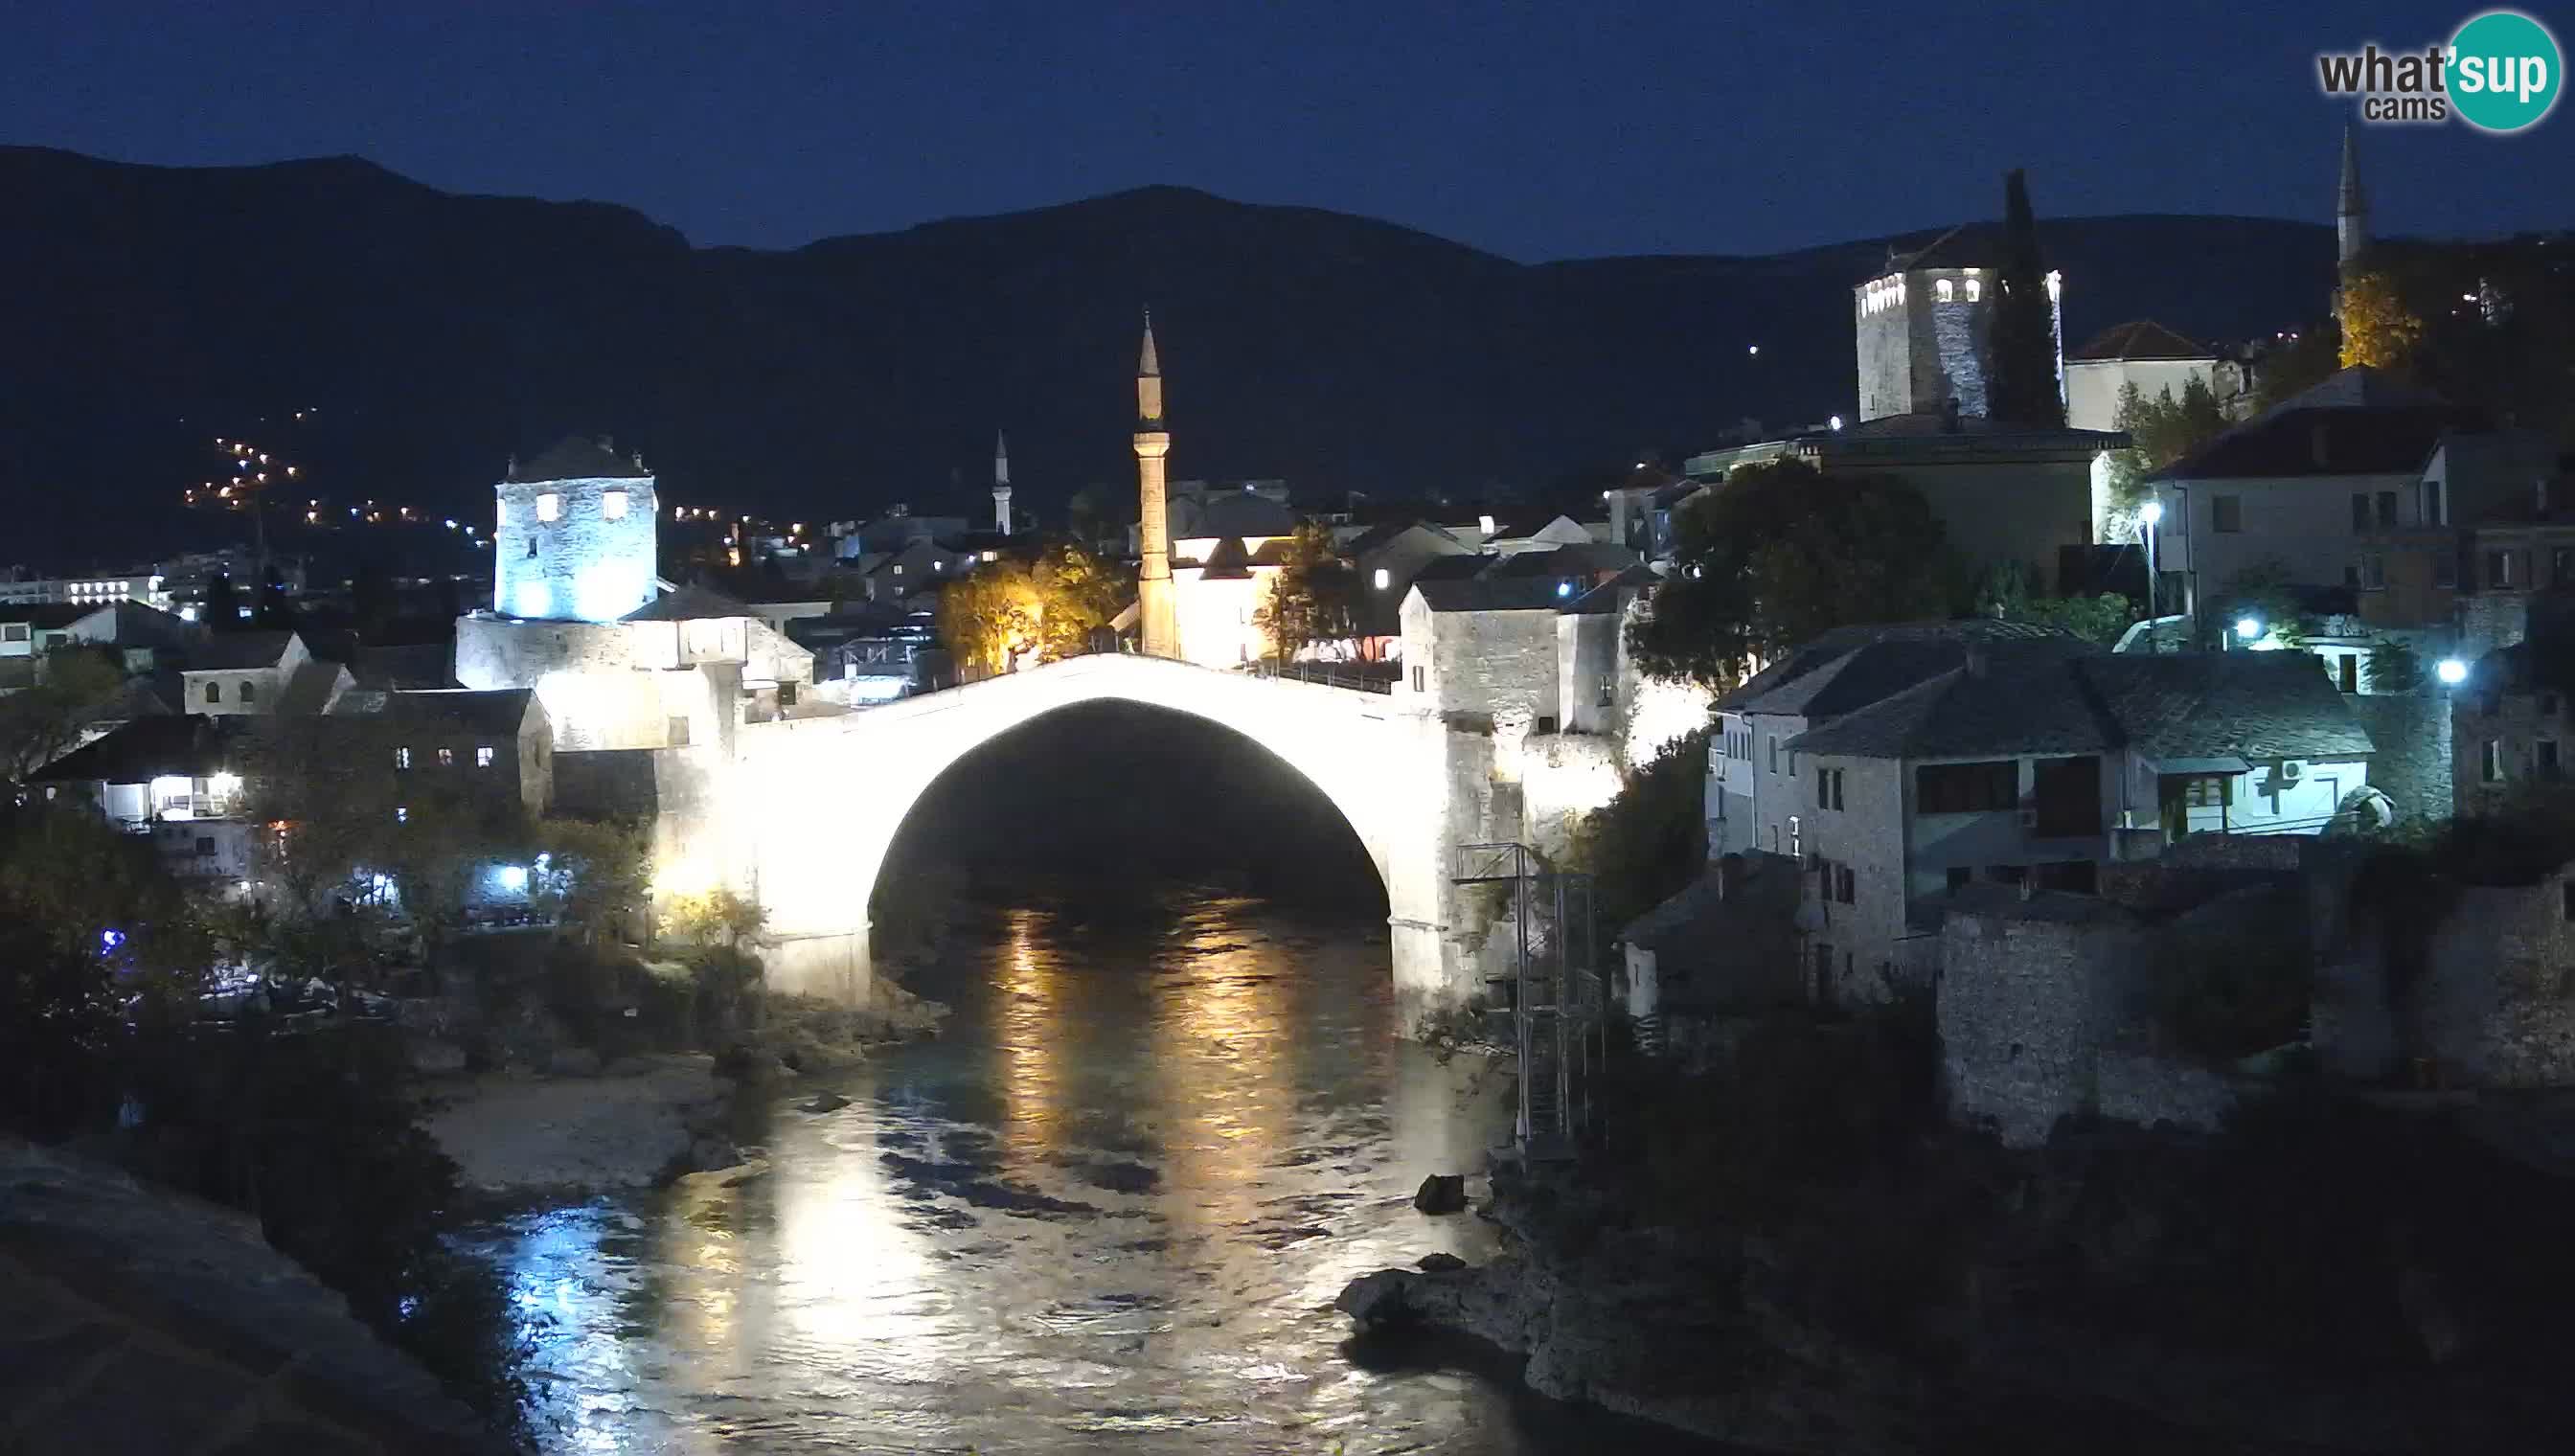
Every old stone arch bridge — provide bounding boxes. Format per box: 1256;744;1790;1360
652;653;1557;1033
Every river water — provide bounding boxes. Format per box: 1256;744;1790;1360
469;885;1699;1454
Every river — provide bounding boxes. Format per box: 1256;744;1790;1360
467;883;1709;1454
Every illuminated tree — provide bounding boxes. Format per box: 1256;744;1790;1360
2337;269;2425;372
1028;539;1128;661
1254;521;1361;665
935;561;1044;678
2102;376;2230;516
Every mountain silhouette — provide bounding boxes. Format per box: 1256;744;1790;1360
0;146;2336;561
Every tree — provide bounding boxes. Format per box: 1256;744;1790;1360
2364;638;2426;694
0;647;126;789
1563;729;1712;930
936;560;1043;678
1987;169;2065;428
1028;539;1128;661
2101;376;2231;524
1975;561;2137;646
663;886;766;952
2338;268;2426;373
1254;520;1361;665
535;817;650;947
201;571;241;630
2214;558;2317;648
1630;460;1953;688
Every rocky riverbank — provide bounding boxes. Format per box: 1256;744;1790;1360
1336;1102;2575;1453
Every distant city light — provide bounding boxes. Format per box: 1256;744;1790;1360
1746;344;1760;355
2436;657;2469;685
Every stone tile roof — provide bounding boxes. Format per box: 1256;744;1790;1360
1412;578;1568;613
180;629;298;672
330;687;536;737
1562;563;1660;615
1716;620;2083;713
2158;367;2481;482
515;434;649;481
622;583;753;622
274;658;351;716
2068;320;2215;362
1788;650;2373;762
1483;541;1643;580
32;714;239;785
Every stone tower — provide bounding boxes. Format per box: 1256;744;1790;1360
2336;125;2370;273
1852;226;2061;424
991;429;1013;535
1133;311;1179;658
492;435;657;623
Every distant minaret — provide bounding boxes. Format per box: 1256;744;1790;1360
991;429;1013;535
1133;310;1179;659
2336;125;2370;273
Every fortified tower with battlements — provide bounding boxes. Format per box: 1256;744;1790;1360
491;435;658;624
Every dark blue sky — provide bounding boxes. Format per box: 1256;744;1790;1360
2;1;2564;259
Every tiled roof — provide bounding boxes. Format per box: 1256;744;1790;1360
180;630;297;672
2069;320;2215;363
1483;541;1643;579
1716;620;2082;712
1789;650;2373;762
623;584;753;622
2158;368;2482;482
1563;564;1661;615
1412;579;1569;613
516;435;649;482
330;687;536;737
274;659;350;716
33;715;239;785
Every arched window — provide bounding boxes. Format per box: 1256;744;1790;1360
205;680;221;703
1966;279;1983;303
1936;279;1954;303
239;680;255;705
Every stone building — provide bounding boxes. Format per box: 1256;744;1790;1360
2450;637;2575;813
329;686;556;819
31;715;259;883
1852;224;2061;424
492;437;658;624
175;629;351;717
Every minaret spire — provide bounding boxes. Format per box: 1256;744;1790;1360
1133;308;1178;658
991;429;1013;535
2336;125;2369;271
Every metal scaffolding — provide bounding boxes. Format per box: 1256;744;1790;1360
1453;842;1605;1160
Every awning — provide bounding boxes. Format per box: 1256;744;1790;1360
2153;755;2252;776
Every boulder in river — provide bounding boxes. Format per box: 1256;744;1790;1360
801;1091;852;1114
1413;1173;1467;1215
1418;1251;1469;1272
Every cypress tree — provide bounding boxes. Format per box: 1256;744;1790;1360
1987;169;2064;427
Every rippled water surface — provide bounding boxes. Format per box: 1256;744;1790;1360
470;887;1697;1454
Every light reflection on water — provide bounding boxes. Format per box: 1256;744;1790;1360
467;889;1683;1454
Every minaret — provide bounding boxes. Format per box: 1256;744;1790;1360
991;429;1013;535
2336;125;2369;273
1133;310;1179;659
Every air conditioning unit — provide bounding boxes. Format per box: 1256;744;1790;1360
2278;760;2304;784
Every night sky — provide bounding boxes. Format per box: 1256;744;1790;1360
3;1;2565;260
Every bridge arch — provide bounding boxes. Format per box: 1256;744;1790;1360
714;655;1468;1029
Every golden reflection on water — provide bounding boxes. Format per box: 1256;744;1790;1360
1150;901;1307;1237
995;904;1065;1166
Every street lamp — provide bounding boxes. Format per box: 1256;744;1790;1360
2436;657;2469;685
2235;616;2264;642
2137;500;2164;649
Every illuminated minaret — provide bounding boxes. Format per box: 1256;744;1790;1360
1134;310;1178;659
991;429;1013;535
2336;125;2369;274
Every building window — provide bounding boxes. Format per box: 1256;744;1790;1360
476;745;494;767
1936;279;1954;303
1965;278;1982;302
239;680;256;705
395;746;411;770
1768;738;1778;774
194;836;215;856
2363;554;2386;590
536;492;562;522
2376;490;2399;529
2553;548;2575;586
2212;495;2242;534
204;680;221;703
1915;761;2017;813
2351;493;2371;532
2424;478;2444;525
602;489;628;520
780;681;800;708
1789;814;1801;861
2487;550;2516;588
2482;739;2504;784
1410;666;1425;692
1834;864;1856;904
437;746;454;767
2541;739;2562;780
395;807;408;825
2180;776;2231;808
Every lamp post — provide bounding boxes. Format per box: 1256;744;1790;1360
2138;499;2164;650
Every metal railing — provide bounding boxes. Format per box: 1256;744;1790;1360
1242;659;1398;694
1453;841;1605;1160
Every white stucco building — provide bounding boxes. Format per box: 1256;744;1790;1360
2062;320;2227;433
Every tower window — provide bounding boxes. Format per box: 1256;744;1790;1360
536;492;562;522
476;745;494;767
602;489;628;520
204;680;221;703
1965;279;1983;302
1936;279;1954;303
